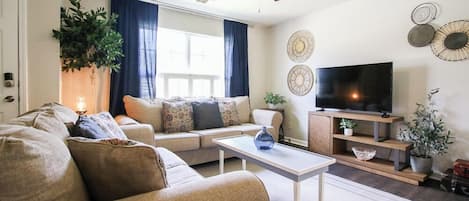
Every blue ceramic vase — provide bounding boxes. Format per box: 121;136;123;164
254;126;275;150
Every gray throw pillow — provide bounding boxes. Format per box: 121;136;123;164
72;116;108;139
192;101;224;130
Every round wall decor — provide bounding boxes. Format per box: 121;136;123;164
287;30;314;63
411;2;439;25
408;24;435;47
287;65;314;96
431;20;469;61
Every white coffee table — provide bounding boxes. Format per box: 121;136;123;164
213;135;336;201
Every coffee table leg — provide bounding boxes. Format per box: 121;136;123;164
318;173;324;201
219;150;224;174
242;159;246;170
293;181;301;201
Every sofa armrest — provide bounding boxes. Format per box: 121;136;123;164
115;115;140;126
251;109;283;141
116;171;269;201
120;124;155;146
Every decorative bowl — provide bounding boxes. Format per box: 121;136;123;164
352;147;376;161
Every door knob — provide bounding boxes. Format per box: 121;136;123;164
4;96;14;102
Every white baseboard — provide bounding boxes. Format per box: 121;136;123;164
283;137;308;147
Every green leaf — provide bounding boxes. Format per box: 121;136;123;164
52;0;123;72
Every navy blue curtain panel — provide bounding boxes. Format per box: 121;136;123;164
110;0;158;116
224;20;249;97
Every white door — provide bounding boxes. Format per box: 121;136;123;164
0;0;19;122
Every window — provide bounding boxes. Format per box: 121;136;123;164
156;28;224;98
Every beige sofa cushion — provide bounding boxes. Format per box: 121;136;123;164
67;137;168;201
156;147;188;169
217;96;251;123
8;109;70;141
228;123;275;136
154;147;203;186
33;109;71;141
41;102;79;124
123;95;163;132
166;165;204;187
155;132;200;152
0;125;89;201
190;128;242;148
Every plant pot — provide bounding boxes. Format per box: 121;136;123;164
344;128;353;136
267;103;283;110
410;155;433;174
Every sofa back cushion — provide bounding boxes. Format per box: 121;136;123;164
41;102;79;124
192;101;224;130
123;95;163;132
217;96;251;123
162;101;194;133
8;109;70;141
0;125;89;201
67;137;168;201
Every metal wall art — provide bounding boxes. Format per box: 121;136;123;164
411;2;439;25
287;30;314;63
431;20;469;61
287;65;314;96
408;24;435;47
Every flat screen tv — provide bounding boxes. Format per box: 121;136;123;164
315;62;393;114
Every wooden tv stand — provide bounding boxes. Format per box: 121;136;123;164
308;111;428;185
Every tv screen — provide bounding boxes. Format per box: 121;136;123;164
315;62;393;113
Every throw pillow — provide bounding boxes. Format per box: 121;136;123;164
32;109;71;141
218;100;241;126
71;116;108;139
217;96;251;123
191;101;224;130
123;95;163;132
89;112;127;139
162;101;194;133
8;109;70;141
67;137;168;201
41;102;79;124
0;125;89;201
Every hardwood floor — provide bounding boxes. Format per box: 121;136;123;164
328;163;468;201
279;141;467;200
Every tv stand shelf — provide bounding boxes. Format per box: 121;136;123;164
308;111;428;185
332;134;411;151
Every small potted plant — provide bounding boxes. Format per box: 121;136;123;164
398;88;453;174
339;118;357;136
264;92;286;109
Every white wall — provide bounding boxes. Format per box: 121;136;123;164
27;0;61;109
159;8;223;37
268;0;469;172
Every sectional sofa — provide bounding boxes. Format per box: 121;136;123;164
0;103;270;201
119;95;283;165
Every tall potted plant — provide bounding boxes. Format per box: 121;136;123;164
52;0;123;72
398;88;453;174
52;0;123;113
264;92;287;109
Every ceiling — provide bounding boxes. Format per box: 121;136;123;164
154;0;347;26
